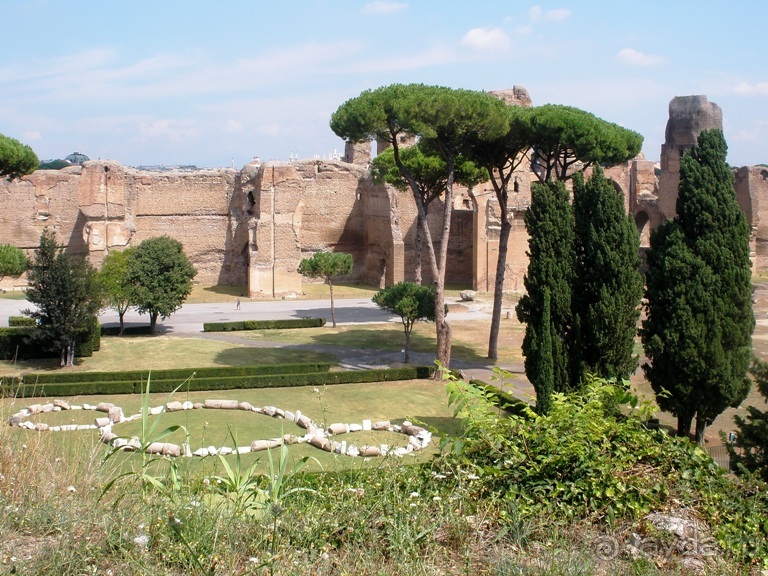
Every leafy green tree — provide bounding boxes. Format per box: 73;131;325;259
729;359;768;480
524;104;643;183
571;167;643;385
0;244;28;283
372;282;437;363
23;230;102;366
371;144;487;284
99;248;135;335
0;133;39;180
125;236;197;333
332;84;508;369
516;180;575;412
642;130;754;442
297;251;353;328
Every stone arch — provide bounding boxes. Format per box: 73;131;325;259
635;211;651;247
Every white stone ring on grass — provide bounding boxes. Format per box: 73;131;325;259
7;399;433;458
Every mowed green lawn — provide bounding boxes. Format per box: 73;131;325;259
2;380;458;473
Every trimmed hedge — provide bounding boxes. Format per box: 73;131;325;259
203;318;326;332
21;362;331;384
8;366;433;398
101;325;156;337
8;316;36;327
0;326;39;361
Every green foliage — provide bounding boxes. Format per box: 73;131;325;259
523;104;643;183
729;359;768;480
37;159;71;170
372;282;436;362
8;315;36;327
23;229;103;367
0;243;28;281
641;130;754;441
99;248;135;335
125;236;197;333
298;251;353;328
203;317;326;332
10;365;433;397
516;180;575;412
20;362;331;384
439;372;768;565
101;376;189;500
0;133;38;180
571;167;643;385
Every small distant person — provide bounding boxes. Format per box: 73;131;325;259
236;297;241;310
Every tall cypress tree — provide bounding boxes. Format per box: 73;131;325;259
516;180;574;413
642;130;754;442
571;167;643;386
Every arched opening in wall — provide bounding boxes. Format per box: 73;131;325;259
635;211;651;247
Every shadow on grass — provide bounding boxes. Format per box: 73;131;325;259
213;345;337;366
297;327;491;365
414;416;463;437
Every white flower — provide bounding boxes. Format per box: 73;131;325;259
133;534;149;550
433;496;442;501
67;485;77;493
467;474;479;480
409;491;420;498
249;557;259;564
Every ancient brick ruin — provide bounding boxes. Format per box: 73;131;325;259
1;91;766;296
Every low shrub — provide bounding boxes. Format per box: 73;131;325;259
8;316;36;327
203;318;326;332
10;366;432;397
21;362;332;384
100;325;156;336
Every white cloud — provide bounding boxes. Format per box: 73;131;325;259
733;82;768;96
617;48;665;66
22;130;42;141
224;120;244;133
460;27;512;51
362;1;408;14
515;25;534;35
528;6;571;22
138;119;200;143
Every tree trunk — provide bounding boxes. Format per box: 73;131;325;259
67;340;75;367
118;310;125;336
695;412;708;445
414;219;423;285
404;326;411;363
60;347;66;367
149;311;158;333
488;218;512;360
677;412;694;439
328;281;337;328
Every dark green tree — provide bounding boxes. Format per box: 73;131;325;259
0;133;39;180
0;244;28;283
516;180;575;412
729;359;768;480
125;236;197;333
371;144;487;284
332;84;508;369
297;251;353;328
99;248;135;335
571;167;643;385
642;130;754;442
372;281;436;363
523;104;642;183
23;230;102;366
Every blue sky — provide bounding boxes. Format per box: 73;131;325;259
1;1;766;168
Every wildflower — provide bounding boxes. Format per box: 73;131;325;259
433;496;442;502
312;388;320;394
409;491;419;498
133;533;149;551
67;485;77;494
249;557;259;564
467;474;479;480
